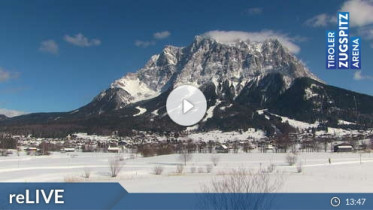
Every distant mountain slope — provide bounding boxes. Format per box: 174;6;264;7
0;114;8;121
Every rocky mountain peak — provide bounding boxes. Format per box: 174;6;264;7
88;35;323;113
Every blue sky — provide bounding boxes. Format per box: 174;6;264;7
0;0;373;116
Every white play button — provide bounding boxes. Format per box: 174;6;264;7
182;99;194;114
166;85;207;126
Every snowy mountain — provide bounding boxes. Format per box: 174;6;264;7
79;36;321;115
1;36;373;137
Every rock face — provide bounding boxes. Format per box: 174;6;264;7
1;36;373;136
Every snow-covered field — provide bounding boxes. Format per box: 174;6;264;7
1;151;372;193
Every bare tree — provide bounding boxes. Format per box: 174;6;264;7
202;168;283;193
296;162;303;173
266;163;276;173
109;157;123;177
200;168;284;209
83;167;91;178
211;155;220;166
286;152;298;166
153;165;164;175
176;164;184;174
178;149;193;166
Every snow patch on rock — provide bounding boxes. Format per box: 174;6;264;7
133;106;147;116
203;100;221;122
338;120;356;125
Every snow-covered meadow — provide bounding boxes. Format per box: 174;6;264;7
0;151;372;193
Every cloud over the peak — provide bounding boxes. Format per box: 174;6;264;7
153;31;171;39
64;33;101;47
39;40;59;54
202;30;301;54
135;31;171;48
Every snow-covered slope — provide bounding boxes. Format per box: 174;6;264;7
111;73;160;103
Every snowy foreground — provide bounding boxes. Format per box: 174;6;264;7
0;151;372;193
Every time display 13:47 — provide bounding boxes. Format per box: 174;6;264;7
346;198;366;206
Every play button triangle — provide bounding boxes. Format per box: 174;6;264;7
182;99;194;114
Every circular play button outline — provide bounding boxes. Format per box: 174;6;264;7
166;85;207;126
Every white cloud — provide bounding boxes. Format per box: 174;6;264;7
202;30;301;54
134;40;156;48
341;0;373;27
64;33;101;47
0;108;26;117
244;7;263;15
0;68;19;83
354;71;373;80
39;40;59;54
305;13;337;27
135;31;171;48
153;31;171;39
